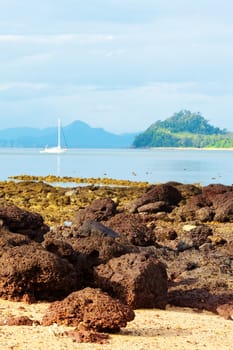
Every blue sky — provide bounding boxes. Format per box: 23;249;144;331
0;0;233;133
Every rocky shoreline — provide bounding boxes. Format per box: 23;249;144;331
0;177;233;343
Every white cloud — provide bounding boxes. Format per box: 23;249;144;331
0;82;48;91
0;34;115;45
0;1;232;132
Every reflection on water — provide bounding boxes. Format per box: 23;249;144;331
56;155;61;177
1;147;233;185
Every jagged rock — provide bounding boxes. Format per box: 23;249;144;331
73;198;117;226
104;213;156;246
171;193;211;222
168;248;233;312
94;252;168;309
171;183;202;200
125;184;182;213
0;242;78;301
171;185;233;223
202;184;233;202
44;221;138;287
0;204;49;242
69;220;138;264
177;185;233;222
42;287;135;332
177;225;212;251
187;225;213;248
213;192;233;222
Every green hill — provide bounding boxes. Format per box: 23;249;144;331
133;110;233;148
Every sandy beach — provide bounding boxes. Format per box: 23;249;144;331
0;299;232;350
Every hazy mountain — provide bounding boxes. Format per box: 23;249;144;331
0;120;137;148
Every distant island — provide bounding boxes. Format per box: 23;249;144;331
133;110;233;148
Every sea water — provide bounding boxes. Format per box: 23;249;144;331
1;147;233;186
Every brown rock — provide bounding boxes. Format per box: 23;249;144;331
104;213;156;246
42;238;78;264
69;220;138;264
176;225;213;252
202;184;233;202
1;315;34;326
44;221;138;287
94;252;168;309
125;184;182;213
73;198;117;226
155;227;177;242
42;287;135;332
137;201;168;213
0;204;49;242
0;228;32;256
0;243;78;301
213;192;233;222
171;193;211;222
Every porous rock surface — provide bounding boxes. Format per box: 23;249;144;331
0;204;49;242
42;287;135;332
73;197;117;226
125;184;182;213
0;234;78;301
94;252;168;309
104;213;156;246
46;220;138;266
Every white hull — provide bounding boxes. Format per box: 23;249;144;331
40;119;67;154
40;146;67;154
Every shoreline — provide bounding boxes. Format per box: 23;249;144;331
149;146;233;151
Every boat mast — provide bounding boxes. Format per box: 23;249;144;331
58;118;61;149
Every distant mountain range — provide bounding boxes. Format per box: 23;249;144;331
2;112;232;149
0;120;138;148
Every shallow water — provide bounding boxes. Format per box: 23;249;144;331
1;147;233;186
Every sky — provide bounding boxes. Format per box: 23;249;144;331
0;0;233;133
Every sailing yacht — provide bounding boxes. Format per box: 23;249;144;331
40;119;67;154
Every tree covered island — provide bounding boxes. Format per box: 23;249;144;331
133;110;233;148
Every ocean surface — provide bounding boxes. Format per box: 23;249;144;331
1;147;233;186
